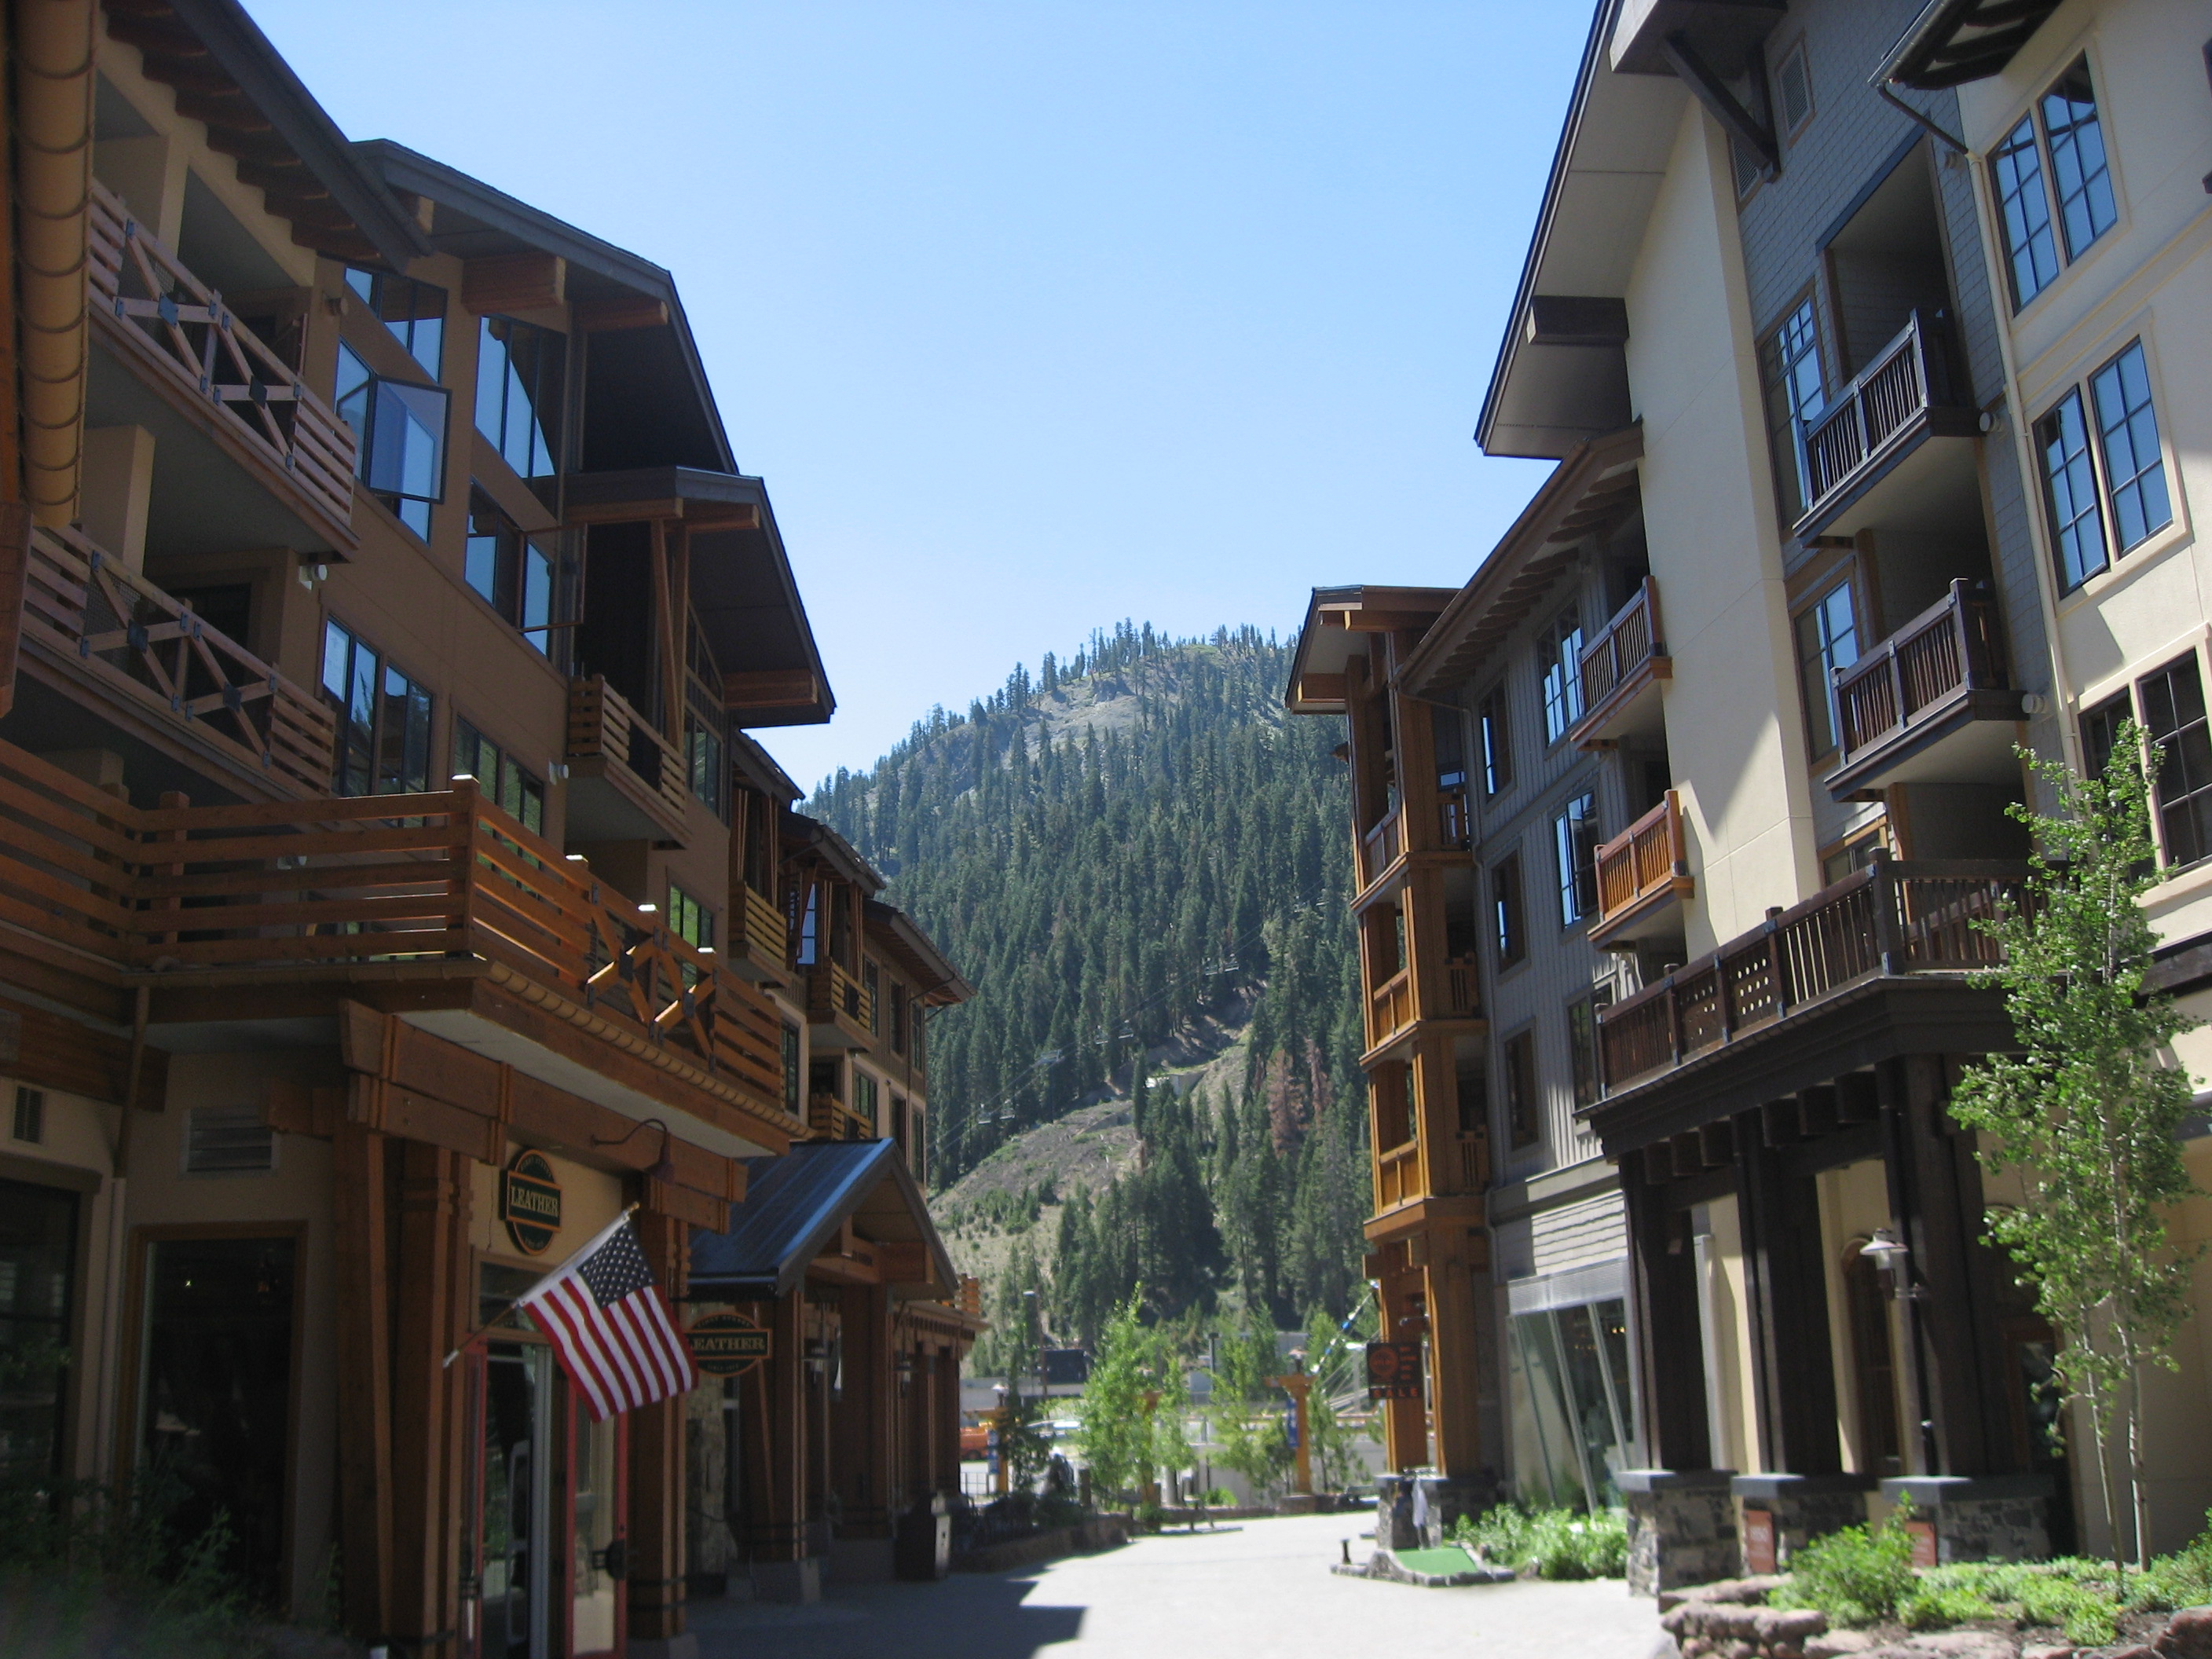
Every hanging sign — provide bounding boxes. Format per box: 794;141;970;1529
1366;1341;1423;1401
500;1150;563;1256
689;1311;771;1377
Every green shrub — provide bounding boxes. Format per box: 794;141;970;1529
1448;1504;1628;1580
1199;1486;1236;1507
1770;1509;1917;1627
1899;1585;1999;1629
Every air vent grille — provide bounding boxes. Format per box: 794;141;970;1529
185;1105;275;1175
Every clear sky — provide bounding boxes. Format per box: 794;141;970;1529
248;2;1589;789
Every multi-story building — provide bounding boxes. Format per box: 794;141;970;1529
1298;0;2212;1587
0;3;976;1654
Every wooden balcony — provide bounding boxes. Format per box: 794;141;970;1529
23;522;335;797
566;676;693;844
1595;855;2025;1097
1796;312;1978;540
808;958;876;1051
1589;791;1692;949
1569;578;1670;749
89;180;357;552
808;1090;874;1141
1359;806;1404;889
1375;1140;1419;1210
0;739;796;1141
725;882;790;985
1826;580;2025;802
1372;1132;1487;1214
1368;966;1415;1050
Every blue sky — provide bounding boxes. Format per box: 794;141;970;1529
250;2;1588;788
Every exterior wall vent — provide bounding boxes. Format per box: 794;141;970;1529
184;1105;276;1176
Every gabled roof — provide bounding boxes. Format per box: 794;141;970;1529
104;0;426;268
688;1140;958;1302
864;899;973;1006
789;814;884;895
732;731;800;804
1283;587;1459;714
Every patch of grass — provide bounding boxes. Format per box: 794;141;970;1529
1448;1503;1628;1580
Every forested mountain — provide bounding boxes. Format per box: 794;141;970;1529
808;624;1372;1339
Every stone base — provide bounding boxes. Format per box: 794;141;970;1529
1372;1473;1499;1550
1880;1475;2049;1564
1620;1469;1738;1597
1732;1474;1874;1573
829;1536;895;1584
1275;1493;1320;1515
626;1639;699;1659
751;1556;823;1604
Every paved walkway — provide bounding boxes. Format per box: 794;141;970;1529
689;1512;1672;1659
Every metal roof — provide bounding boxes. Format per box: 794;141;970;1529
687;1141;955;1302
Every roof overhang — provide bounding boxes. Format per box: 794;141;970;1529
731;731;800;804
1400;423;1644;699
789;814;884;895
1879;0;2064;91
106;0;427;268
565;467;833;728
687;1140;958;1302
1284;586;1458;713
864;899;973;1006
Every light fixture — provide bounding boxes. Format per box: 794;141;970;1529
804;1338;828;1378
1862;1228;1909;1270
594;1116;677;1183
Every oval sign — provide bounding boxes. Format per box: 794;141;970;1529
689;1312;771;1378
500;1150;563;1256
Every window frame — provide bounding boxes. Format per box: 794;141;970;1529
1540;606;1586;747
1567;986;1613;1113
2036;336;2176;595
667;882;716;952
320;617;431;799
1492;850;1526;970
1987;54;2120;314
1791;576;1862;763
1554;791;1600;929
452;716;546;837
463;486;557;649
475;313;567;482
2074;648;2212;872
1503;1027;1540;1151
1760;291;1829;526
335;341;450;541
1478;683;1514;798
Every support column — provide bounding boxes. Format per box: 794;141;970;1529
1734;1103;1842;1475
1376;1259;1429;1473
752;1288;817;1602
629;1210;689;1645
1622;1147;1711;1470
389;1141;470;1656
1423;1224;1490;1485
331;1121;393;1641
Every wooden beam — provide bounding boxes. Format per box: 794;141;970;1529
331;1120;394;1639
1295;672;1347;701
683;501;758;530
630;1214;689;1643
573;296;670;333
723;668;818;709
876;1240;930;1285
463;251;566;314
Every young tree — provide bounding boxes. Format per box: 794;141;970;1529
1077;1295;1191;1511
1949;722;2203;1573
1203;1323;1291;1499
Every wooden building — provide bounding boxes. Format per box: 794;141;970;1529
0;2;978;1654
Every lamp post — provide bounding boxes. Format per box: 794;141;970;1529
1862;1227;1936;1475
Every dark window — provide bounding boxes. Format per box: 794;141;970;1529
2081;692;2130;782
863;960;882;1034
782;1022;802;1117
1568;988;1612;1111
854;1072;879;1135
1991;115;2060;309
12;1086;44;1144
1492;852;1525;969
322;618;430;797
0;1178;76;1482
1478;685;1513;797
344;266;445;379
2089;342;2171;554
1761;296;1827;523
476;316;566;480
1793;580;1859;757
1504;1029;1540;1149
668;884;714;951
452;718;544;835
464;489;555;650
1541;607;1585;745
1555;792;1599;927
796;883;819;965
891;982;910;1056
1822;826;1888;887
1775;39;1812;135
335;342;447;539
686;712;727;819
2037;390;2108;590
2042;63;2117;260
1730;134;1763;200
2138;655;2212;867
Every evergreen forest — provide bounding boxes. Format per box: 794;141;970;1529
809;624;1374;1347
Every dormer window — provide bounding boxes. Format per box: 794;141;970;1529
476;316;564;479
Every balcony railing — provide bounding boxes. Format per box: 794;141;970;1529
808;1090;873;1141
1360;806;1404;888
24;522;335;796
1830;580;2009;786
0;740;789;1120
1443;955;1479;1017
727;881;789;981
1798;311;1966;532
1590;792;1690;946
1595;855;2025;1094
1368;966;1415;1049
89;180;357;544
567;676;693;838
1571;578;1668;745
1375;1140;1419;1210
809;958;877;1043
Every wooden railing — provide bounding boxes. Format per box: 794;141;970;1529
1592;792;1688;932
88;180;357;539
733;882;789;966
1368;966;1415;1049
1443;956;1479;1017
1375;1141;1419;1210
1800;312;1955;525
1361;807;1404;887
568;676;691;825
24;523;335;795
1453;1133;1487;1192
812;958;877;1034
1596;854;2025;1093
808;1090;873;1141
1833;580;2006;770
1574;578;1666;733
0;740;788;1115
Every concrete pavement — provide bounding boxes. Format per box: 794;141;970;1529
688;1511;1672;1659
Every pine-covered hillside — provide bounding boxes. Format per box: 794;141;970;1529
808;623;1373;1335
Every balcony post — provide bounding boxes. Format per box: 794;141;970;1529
1666;979;1684;1065
1869;849;1904;976
1764;910;1786;1020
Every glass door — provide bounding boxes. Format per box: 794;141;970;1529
478;1342;553;1659
0;1179;79;1486
568;1393;626;1656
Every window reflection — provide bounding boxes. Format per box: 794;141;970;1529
344;267;446;379
465;488;555;653
477;316;566;480
337;342;449;540
1508;1296;1635;1510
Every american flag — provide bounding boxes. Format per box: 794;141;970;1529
518;1213;697;1419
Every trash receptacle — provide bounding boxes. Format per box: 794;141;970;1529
895;1492;952;1580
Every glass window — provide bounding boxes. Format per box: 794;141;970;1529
464;489;555;650
2080;692;2130;783
453;717;544;835
686;712;727;820
1555;792;1599;927
2037;390;2108;591
335;342;448;540
854;1072;879;1135
782;1022;802;1117
0;1178;78;1483
668;884;714;950
1793;580;1859;758
1568;987;1610;1111
1822;826;1887;887
1504;1028;1539;1149
476;316;566;481
2138;655;2212;867
1761;297;1827;522
344;267;445;379
1990;116;2060;309
322;619;430;797
1541;608;1584;745
797;883;819;965
2089;342;2171;555
1492;852;1525;969
1478;685;1512;797
2042;62;2116;261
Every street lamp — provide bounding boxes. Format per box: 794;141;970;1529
1862;1227;1936;1474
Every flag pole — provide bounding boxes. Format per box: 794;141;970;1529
441;1201;640;1368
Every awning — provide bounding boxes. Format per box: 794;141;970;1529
688;1141;958;1302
